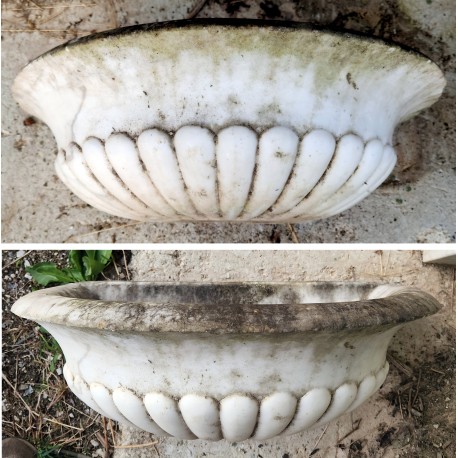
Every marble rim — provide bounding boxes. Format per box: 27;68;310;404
20;18;442;67
12;281;442;334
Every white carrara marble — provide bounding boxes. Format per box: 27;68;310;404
12;281;442;441
13;21;445;222
220;394;259;441
144;393;196;439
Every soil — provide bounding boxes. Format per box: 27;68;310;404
2;250;131;458
376;346;456;457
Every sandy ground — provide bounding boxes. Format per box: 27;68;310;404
113;250;456;458
1;0;455;243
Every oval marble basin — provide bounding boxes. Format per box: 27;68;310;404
12;281;441;441
13;20;445;222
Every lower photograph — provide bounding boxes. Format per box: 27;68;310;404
2;250;455;458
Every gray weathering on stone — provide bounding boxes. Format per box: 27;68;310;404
11;281;443;441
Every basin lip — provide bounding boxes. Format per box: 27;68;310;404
21;18;441;66
12;281;442;334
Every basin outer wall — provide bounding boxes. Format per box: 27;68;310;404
39;321;399;399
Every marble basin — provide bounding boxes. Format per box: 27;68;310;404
12;281;441;441
12;20;445;222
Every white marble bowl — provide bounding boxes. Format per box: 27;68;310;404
13;21;445;222
12;281;441;441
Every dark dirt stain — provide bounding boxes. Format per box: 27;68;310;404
346;72;359;90
269;227;282;243
23;116;37;126
292;0;453;188
225;0;250;15
260;1;281;18
377;426;396;447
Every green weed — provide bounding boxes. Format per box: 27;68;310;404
26;250;112;286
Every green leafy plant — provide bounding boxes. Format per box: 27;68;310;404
26;250;112;286
38;326;63;373
35;442;61;458
25;251;112;375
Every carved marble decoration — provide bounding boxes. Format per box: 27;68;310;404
12;281;441;441
12;21;445;222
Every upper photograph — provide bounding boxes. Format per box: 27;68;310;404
2;0;455;243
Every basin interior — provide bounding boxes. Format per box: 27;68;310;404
73;282;382;305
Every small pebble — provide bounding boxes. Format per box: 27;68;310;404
56;367;62;375
433;424;439;429
16;250;25;258
90;440;100;447
23;386;33;396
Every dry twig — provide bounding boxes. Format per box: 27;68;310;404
122;250;131;280
309;425;329;457
2;372;38;417
111;256;120;278
287;223;299;243
102;417;111;458
44;417;84;431
187;0;207;18
430;368;446;375
2;29;92;34
337;418;361;442
4;4;96;11
2;251;32;270
113;441;158;449
108;419;117;447
67;221;144;241
387;354;413;378
398;391;404;419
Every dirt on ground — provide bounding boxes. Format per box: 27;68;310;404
375;346;455;458
2;250;131;458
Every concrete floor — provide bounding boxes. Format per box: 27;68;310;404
1;0;455;243
113;250;455;457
